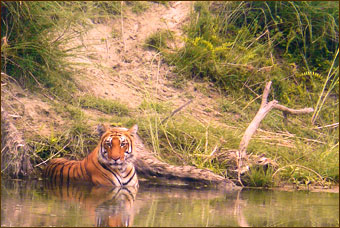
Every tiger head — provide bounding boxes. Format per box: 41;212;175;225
97;124;138;170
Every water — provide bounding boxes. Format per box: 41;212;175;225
1;179;339;227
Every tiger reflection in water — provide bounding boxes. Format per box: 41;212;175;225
44;181;137;227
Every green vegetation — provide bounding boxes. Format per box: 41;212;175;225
2;1;338;188
144;29;174;51
127;1;150;15
1;1;120;100
77;95;130;116
138;99;171;114
164;2;338;108
143;1;339;187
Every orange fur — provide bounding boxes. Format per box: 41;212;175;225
43;125;139;187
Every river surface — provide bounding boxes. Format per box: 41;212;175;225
1;179;339;227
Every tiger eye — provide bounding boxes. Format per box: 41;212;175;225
105;140;111;148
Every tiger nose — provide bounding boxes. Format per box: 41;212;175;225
111;157;120;161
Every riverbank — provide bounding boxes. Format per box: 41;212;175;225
1;1;338;188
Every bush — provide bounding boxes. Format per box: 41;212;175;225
166;1;339;107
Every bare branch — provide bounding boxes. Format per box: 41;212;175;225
273;104;314;115
261;81;272;108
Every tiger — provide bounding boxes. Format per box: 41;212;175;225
43;124;139;187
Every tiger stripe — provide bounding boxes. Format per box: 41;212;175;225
43;125;139;187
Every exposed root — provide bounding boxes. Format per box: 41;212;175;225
1;106;35;178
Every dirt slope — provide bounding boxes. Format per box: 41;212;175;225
71;1;225;126
1;1;228;138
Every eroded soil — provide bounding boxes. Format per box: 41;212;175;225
1;1;228;138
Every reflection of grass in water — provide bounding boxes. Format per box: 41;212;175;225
242;190;339;227
133;196;239;227
144;200;158;226
135;189;339;227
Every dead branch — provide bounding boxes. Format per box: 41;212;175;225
313;122;339;130
273;104;314;115
236;81;314;185
239;81;314;156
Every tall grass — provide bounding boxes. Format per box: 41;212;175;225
164;1;339;109
1;1;120;99
135;99;339;186
77;94;130;116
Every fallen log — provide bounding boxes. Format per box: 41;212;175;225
133;134;238;189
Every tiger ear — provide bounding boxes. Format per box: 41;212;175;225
128;124;138;136
97;124;109;137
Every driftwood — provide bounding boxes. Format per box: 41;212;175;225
235;81;314;185
1;106;34;178
239;81;314;157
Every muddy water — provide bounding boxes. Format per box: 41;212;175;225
1;179;338;227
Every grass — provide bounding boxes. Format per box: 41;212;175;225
245;166;274;188
163;2;338;111
29;125;97;166
2;1;338;188
151;1;338;187
127;1;151;15
138;99;172;114
144;29;175;51
136;105;339;186
77;95;130;116
1;1;120;100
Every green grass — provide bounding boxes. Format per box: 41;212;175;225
1;1;120;100
138;99;172;114
144;29;174;51
163;2;338;113
29;124;97;165
77;95;130;116
245;166;274;188
132;90;338;187
127;1;150;15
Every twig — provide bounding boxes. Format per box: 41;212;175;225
239;82;276;157
51;20;72;44
242;94;261;111
202;145;219;164
34;141;70;167
204;126;209;154
313;122;339;130
272;164;324;185
273;104;314;115
161;99;193;124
